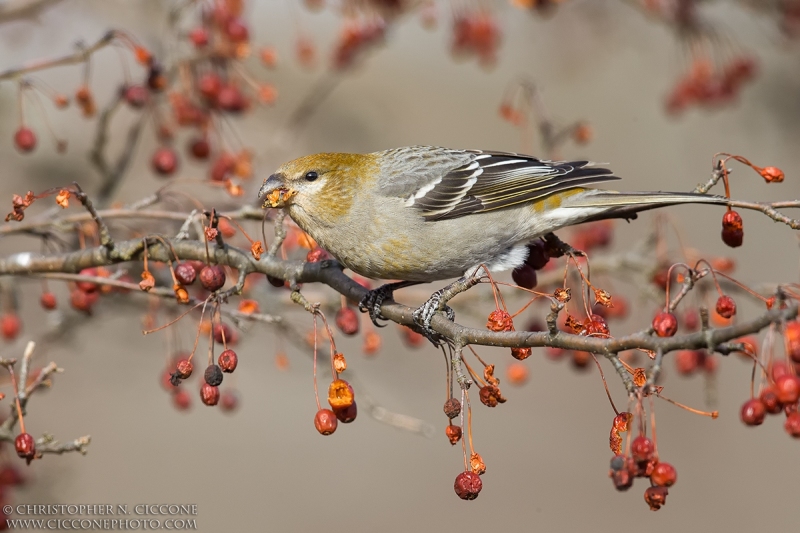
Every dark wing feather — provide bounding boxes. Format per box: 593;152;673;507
407;151;620;221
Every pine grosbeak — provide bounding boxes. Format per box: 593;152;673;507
259;146;727;334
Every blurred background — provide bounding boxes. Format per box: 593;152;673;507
1;0;799;531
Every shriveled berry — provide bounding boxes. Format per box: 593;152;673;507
174;262;197;285
774;374;800;404
204;364;223;386
175;358;193;379
314;408;338;435
511;347;531;360
1;313;21;341
218;349;238;373
445;424;462;445
759;386;783;414
644;486;669;511
784;412;800;438
200;383;219;406
740;398;766;426
327;379;355;411
333;352;347;373
443;398;461;419
335;306;359;336
14;127;37;153
512;264;537;289
715;295;736;319
652;312;678;337
651;462;677;487
611;468;633;491
479;384;504;407
40;292;57;310
333;401;357;423
151;147;178;176
199;264;226;291
721;210;744;248
220;390;239;413
486;309;513;332
454;471;482;500
631;435;655;463
15;433;35;463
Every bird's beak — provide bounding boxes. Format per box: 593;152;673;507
259;173;296;208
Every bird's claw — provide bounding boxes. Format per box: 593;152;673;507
358;285;394;327
412;290;456;345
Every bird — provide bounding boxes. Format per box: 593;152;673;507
259;145;728;335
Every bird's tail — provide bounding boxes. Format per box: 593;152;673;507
566;190;728;222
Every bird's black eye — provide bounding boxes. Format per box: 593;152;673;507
304;171;318;182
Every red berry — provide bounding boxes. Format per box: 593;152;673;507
200;383;220;406
335;306;359;336
217;84;247;113
188;137;210;160
784;412;800;438
174;262;197;285
454;471;482;500
70;288;97;314
333;401;357;423
175;358;193;379
218;349;238;373
759;386;783;414
652;312;678;337
224;18;249;42
512;264;537;289
188;27;209;47
774;374;800;404
771;361;791;382
740;398;766;426
525;241;549;270
721;210;744;248
76;267;100;293
314;408;338;435
675;350;699;375
15;433;35;463
650;462;677;487
40;292;57;310
123;85;149;108
212;322;237;345
715;295;736;319
14;127;37;153
151;147;178;176
220;390;239;413
631;435;655;463
1;313;21;341
198;73;222;101
172;389;191;411
199;265;226;291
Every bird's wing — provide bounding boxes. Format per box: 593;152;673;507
381;148;621;221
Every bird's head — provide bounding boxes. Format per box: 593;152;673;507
259;152;378;224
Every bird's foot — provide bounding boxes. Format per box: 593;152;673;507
412;288;456;345
358;281;418;327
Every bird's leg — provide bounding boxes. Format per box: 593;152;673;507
358;280;421;327
413;274;483;341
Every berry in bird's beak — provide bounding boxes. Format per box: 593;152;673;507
259;173;296;208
